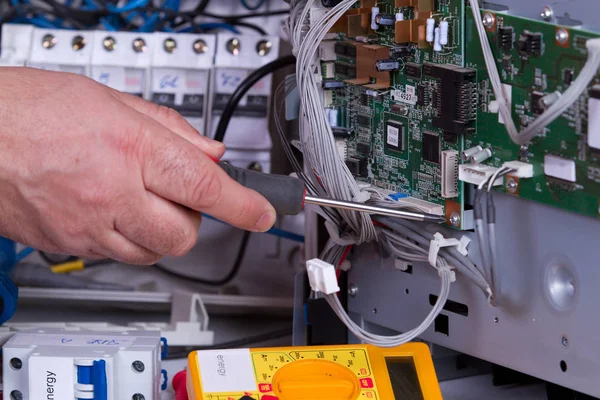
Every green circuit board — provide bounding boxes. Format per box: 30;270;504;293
322;0;600;226
466;11;600;219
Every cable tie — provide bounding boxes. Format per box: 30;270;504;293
428;233;470;280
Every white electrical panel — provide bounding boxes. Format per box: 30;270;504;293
28;29;93;74
90;31;154;97
210;33;280;150
3;329;162;400
150;32;216;133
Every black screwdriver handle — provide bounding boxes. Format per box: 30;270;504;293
218;162;306;215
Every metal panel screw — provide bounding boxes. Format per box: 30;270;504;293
348;284;358;297
248;162;262;172
10;358;22;370
164;38;177;53
482;13;495;28
103;36;117;51
506;177;518;194
256;40;272;56
556;29;569;45
42;34;56;49
132;360;145;373
10;391;22;400
541;6;554;22
449;212;460;227
72;35;86;51
132;38;147;53
561;335;569;347
193;39;208;54
227;38;241;55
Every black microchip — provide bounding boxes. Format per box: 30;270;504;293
531;91;545;115
334;41;347;55
347;66;357;79
345;157;368;177
360;93;370;106
332;127;352;138
356;142;371;155
563;68;575;85
422;132;440;164
417;84;427;106
518;31;543;57
346;43;357;58
502;55;512;73
498;26;514;51
385;120;405;152
405;62;422;78
356;114;371;126
334;62;347;76
443;131;458;144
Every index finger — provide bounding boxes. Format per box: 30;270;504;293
139;120;276;232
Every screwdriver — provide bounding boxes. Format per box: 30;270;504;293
217;162;446;223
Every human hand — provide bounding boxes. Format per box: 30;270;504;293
0;68;276;264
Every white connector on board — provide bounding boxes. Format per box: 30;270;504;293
502;161;534;178
306;259;340;295
458;164;504;186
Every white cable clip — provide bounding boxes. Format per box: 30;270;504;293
429;233;470;281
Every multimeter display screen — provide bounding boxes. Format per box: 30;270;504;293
385;357;425;400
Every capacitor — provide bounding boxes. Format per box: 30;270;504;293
433;27;442;52
439;20;449;46
396;12;405;21
461;145;483;162
328;108;339;127
469;148;493;164
322;80;345;89
375;59;400;72
355;36;370;43
541;91;562;108
375;13;396;26
426;18;435;43
365;89;379;97
371;7;380;30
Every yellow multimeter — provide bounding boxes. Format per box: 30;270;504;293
186;343;443;400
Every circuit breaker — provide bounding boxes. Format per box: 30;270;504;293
28;28;92;74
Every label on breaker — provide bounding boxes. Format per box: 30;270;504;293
29;357;74;400
151;68;207;118
392;85;418;105
91;66;145;97
213;68;269;118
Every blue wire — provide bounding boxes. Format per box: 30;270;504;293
240;0;265;11
107;0;149;13
15;247;35;263
202;214;304;243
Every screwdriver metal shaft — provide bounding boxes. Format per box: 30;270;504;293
304;195;447;223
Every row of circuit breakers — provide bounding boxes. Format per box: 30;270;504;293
0;24;280;148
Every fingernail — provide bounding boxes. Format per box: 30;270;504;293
254;210;276;232
200;135;225;148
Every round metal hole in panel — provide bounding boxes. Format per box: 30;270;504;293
543;256;578;313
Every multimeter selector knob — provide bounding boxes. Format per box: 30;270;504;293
272;359;361;400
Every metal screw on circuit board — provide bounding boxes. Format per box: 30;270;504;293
506;177;518;194
132;38;147;53
42;34;56;49
541;6;554;22
163;38;177;53
482;13;495;28
103;36;117;52
449;212;461;227
132;360;145;373
256;40;273;56
348;284;358;297
193;39;208;54
556;29;569;45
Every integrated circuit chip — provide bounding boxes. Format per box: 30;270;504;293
356;114;371;126
385;120;405;153
422;131;441;164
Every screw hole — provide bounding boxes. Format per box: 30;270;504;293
560;360;567;372
373;308;378;314
132;394;145;400
405;288;409;295
10;358;22;370
10;390;23;400
493;317;499;323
